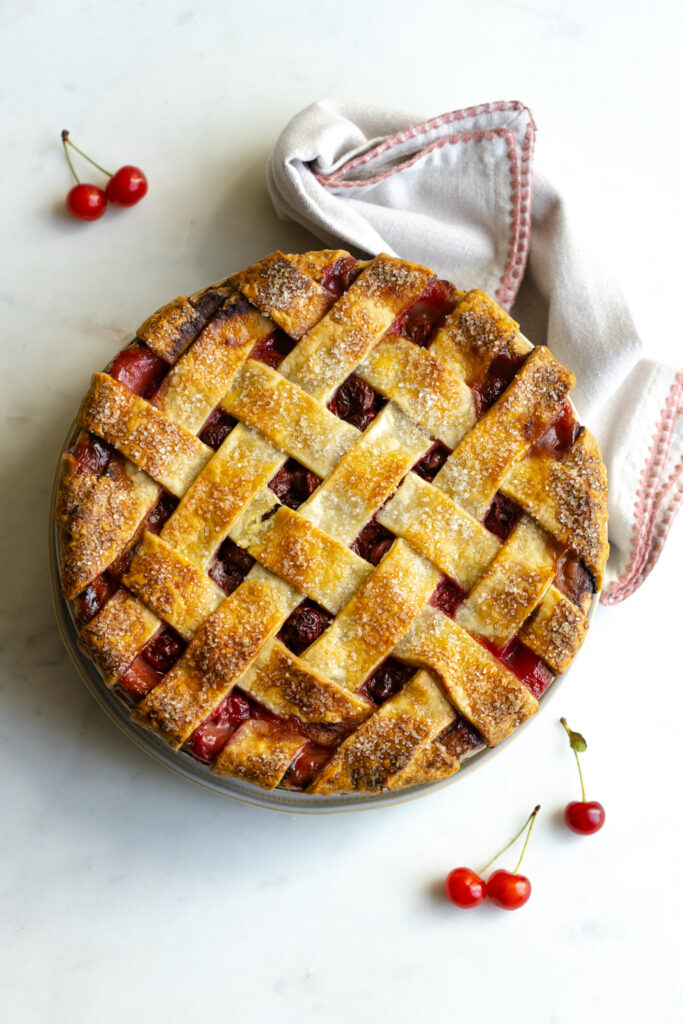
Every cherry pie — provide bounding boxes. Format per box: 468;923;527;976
55;250;609;795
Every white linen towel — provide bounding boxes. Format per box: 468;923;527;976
267;100;682;602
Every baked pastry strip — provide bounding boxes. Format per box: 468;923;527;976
230;250;333;340
221;358;358;477
60;457;160;598
78;588;161;686
394;607;539;746
77;372;212;497
298;402;432;544
278;254;435;402
518;586;589;674
428;289;520;383
153;289;274;433
309;671;458;794
302;539;442;691
229;492;373;613
455;515;558;646
434;346;575;519
286;250;363;283
136;283;232;363
160;423;285;571
376;471;500;591
500;449;609;586
123;532;225;641
357;334;476;448
134;565;301;747
237;639;371;724
213;720;307;790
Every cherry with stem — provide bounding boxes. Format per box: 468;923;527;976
561;717;606;835
444;804;540;910
62;130;107;222
485;804;540;910
61;130;148;216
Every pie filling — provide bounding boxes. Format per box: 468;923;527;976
59;248;608;795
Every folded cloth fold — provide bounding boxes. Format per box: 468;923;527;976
267;99;682;602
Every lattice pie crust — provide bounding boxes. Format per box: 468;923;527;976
56;250;609;795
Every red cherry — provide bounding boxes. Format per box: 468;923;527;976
444;867;487;908
66;183;107;221
487;869;532;910
564;800;605;835
106;165;148;206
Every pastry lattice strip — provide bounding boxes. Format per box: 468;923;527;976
59;250;607;793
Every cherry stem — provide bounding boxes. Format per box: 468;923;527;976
62;134;80;184
478;804;541;875
511;804;540;875
61;130;112;178
561;717;587;801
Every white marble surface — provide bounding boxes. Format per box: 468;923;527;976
1;0;682;1021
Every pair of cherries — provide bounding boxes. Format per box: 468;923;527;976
62;131;147;221
445;718;605;911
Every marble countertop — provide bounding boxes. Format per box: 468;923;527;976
1;0;681;1021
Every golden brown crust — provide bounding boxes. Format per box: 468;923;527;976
78;588;160;684
435;346;576;518
60;457;159;599
518;586;588;674
429;289;520;383
238;640;371;724
123;532;224;640
230;251;332;340
395;609;538;746
78;373;212;497
133;568;299;747
213;720;305;790
55;248;609;797
278;254;434;400
309;671;456;794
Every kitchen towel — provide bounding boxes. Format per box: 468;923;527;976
267;99;682;602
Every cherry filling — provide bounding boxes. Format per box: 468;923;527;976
388;279;457;346
145;491;179;534
554;550;596;608
183;689;255;764
199;406;237;450
351;519;395;565
283;742;333;790
321;256;362;297
268;458;321;510
470;350;528;418
412;441;451;482
249;329;296;368
118;628;186;700
69;433;112;476
278;600;332;656
483;493;522;542
109;342;169;399
480;637;554;699
429;577;466;618
328;374;386;431
358;657;415;705
75;571;119;625
532;400;579;459
440;716;485;760
209;537;254;595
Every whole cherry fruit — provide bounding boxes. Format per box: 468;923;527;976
487;869;532;910
560;718;605;836
106;165;148;206
444;867;486;908
564;800;606;836
66;183;107;221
